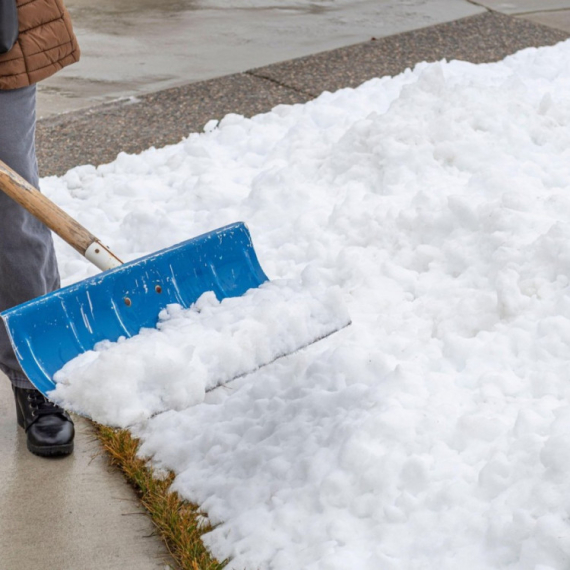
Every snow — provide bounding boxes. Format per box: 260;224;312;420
41;40;570;569
52;281;350;427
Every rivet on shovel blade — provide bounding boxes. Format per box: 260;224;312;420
124;297;132;306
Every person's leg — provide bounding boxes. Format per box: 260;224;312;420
0;85;60;388
0;86;73;457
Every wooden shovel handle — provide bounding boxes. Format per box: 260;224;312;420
0;159;122;270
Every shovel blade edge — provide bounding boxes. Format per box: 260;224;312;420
1;222;268;396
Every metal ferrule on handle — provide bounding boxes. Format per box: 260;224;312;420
0;159;123;271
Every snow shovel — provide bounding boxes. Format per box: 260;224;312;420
0;159;272;396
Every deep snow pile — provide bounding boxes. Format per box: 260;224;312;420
44;41;570;569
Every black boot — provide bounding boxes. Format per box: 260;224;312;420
13;386;74;457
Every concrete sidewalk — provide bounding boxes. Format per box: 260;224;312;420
0;374;173;569
37;0;486;118
37;0;570;120
3;1;570;569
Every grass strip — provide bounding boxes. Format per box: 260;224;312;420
96;424;227;570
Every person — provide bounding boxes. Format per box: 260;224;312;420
0;0;80;457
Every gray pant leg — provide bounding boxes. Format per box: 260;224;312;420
0;85;60;389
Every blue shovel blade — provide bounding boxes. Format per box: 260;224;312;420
1;222;268;396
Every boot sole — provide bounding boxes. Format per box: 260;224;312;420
27;440;74;457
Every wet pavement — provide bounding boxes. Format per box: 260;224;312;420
38;0;570;119
472;0;570;14
37;0;485;117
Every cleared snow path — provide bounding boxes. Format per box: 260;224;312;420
44;40;570;569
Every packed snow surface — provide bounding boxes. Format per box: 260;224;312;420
44;41;570;569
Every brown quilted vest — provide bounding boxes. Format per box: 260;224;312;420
0;0;80;90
